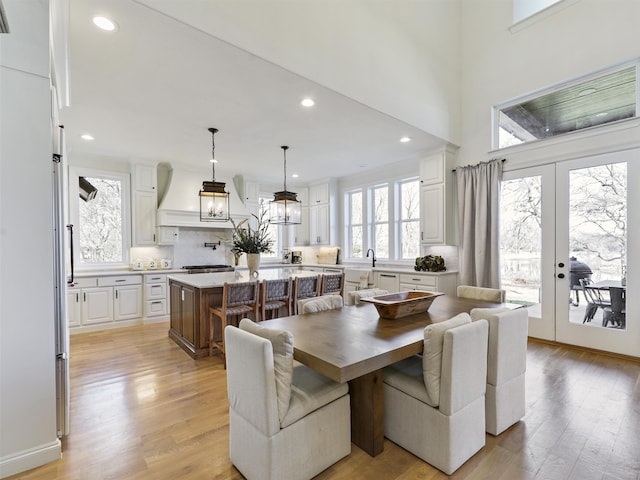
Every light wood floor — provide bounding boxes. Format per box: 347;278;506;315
7;322;640;480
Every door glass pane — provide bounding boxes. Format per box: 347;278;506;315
500;176;542;308
569;163;627;329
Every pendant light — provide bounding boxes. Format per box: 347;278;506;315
199;127;230;222
269;146;301;225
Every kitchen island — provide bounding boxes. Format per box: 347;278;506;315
167;269;319;359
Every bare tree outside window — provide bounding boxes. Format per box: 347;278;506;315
373;185;389;258
348;190;363;257
79;177;123;263
399;179;420;259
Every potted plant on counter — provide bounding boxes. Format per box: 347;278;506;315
231;209;274;275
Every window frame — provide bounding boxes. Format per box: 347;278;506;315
344;188;364;258
493;60;639;151
343;176;420;263
68;166;131;269
396;177;421;260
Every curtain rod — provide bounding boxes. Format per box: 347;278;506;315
452;158;506;173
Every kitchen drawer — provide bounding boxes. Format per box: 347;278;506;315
70;277;98;289
399;274;436;287
145;282;167;300
145;299;167;317
98;275;142;287
145;273;167;284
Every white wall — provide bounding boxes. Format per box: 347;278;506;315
458;0;640;166
137;0;462;145
0;0;61;477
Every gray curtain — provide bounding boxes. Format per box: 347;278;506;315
456;159;503;288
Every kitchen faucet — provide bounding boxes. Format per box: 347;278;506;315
366;248;376;268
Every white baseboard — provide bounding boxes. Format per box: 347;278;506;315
0;439;61;479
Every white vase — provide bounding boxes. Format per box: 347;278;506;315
246;253;260;277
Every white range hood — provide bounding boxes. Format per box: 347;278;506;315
157;164;249;228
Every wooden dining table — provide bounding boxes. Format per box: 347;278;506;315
259;294;520;457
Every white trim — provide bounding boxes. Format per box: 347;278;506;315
0;440;61;478
509;0;581;34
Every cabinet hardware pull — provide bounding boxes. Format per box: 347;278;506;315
115;279;126;282
381;274;396;278
152;301;161;305
76;293;79;302
83;292;86;302
151;277;161;280
115;291;118;299
412;278;420;281
181;290;184;301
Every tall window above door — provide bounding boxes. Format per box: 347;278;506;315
494;61;638;150
372;184;389;259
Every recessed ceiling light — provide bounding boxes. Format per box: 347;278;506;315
301;98;315;107
210;158;218;163
81;134;94;141
578;88;597;97
359;164;367;168
92;16;118;32
596;112;609;117
400;136;411;143
292;173;299;178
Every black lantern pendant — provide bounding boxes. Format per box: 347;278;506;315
199;127;230;222
269;145;301;225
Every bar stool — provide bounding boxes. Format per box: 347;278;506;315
292;275;321;314
320;272;345;297
260;278;293;321
209;281;259;364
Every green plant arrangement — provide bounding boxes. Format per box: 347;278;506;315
414;255;446;272
230;209;274;255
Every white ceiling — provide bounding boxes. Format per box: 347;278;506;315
60;0;446;185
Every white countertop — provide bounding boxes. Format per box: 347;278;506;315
167;268;320;289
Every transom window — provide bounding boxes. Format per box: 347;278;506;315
495;61;638;150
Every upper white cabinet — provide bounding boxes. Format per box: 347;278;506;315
309;183;330;205
243;181;259;204
135;164;157;192
308;180;337;246
419;147;457;245
132;164;158;246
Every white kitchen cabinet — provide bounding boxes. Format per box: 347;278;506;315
375;272;400;293
309;183;330;205
144;273;168;319
419;147;457;245
157;226;179;245
294;206;309;245
420;184;445;244
133;190;157;245
81;287;114;325
309;203;330;245
67;290;82;327
244;181;259;204
399;272;457;296
114;285;143;321
135;164;157;192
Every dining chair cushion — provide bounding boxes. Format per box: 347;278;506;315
382;355;430;404
239;318;294;422
423;312;471;407
457;285;506;303
280;364;349;428
350;288;389;305
300;294;343;314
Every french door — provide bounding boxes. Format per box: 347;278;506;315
501;149;638;356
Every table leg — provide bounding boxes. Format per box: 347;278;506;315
348;369;384;457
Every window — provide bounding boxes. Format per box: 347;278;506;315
69;168;131;267
346;190;363;258
259;196;279;258
495;62;638;150
398;179;420;259
344;176;420;261
371;184;389;258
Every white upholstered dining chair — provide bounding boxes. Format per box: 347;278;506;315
224;319;351;480
382;313;489;475
457;284;506;303
470;307;528;435
300;294;343;314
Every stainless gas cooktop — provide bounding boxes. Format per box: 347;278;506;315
181;265;234;274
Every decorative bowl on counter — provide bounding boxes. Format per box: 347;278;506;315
361;290;444;319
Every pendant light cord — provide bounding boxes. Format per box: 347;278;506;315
282;145;288;192
209;127;218;182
